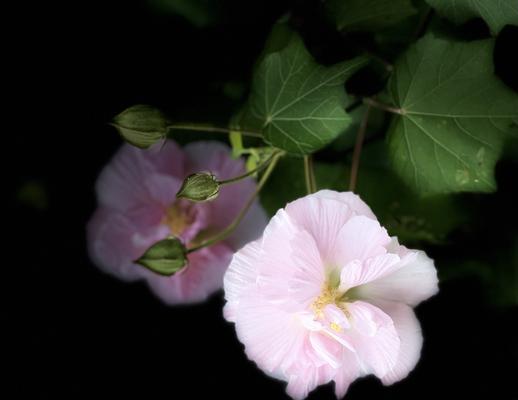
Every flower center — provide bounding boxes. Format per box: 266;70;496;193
162;200;196;237
310;284;350;318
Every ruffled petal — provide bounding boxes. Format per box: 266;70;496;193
347;301;400;379
330;216;391;266
373;300;423;385
333;348;361;399
312;190;376;220
235;289;308;379
285;196;356;263
338;253;401;293
223;239;262;321
357;250;439;306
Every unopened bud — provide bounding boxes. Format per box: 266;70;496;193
135;237;187;276
112;105;168;149
176;172;220;202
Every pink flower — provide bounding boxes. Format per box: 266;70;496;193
87;140;267;304
224;190;438;399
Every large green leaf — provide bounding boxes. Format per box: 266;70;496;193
242;32;368;155
327;0;418;32
386;35;518;195
426;0;518;35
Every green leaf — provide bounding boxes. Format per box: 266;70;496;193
327;0;418;32
147;0;220;27
176;172;220;202
385;35;518;195
112;105;168;149
243;30;368;155
426;0;518;35
135;237;188;276
346;142;468;244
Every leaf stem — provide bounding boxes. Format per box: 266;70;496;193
349;105;371;192
167;123;263;138
304;155;317;194
218;151;279;186
187;152;283;253
363;98;403;115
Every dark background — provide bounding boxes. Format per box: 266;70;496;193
12;0;517;399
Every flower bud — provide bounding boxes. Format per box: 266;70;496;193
176;172;220;202
112;105;168;149
135;237;187;276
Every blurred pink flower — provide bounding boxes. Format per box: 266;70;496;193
87;140;267;304
224;190;438;399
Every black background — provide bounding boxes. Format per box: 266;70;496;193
12;0;518;399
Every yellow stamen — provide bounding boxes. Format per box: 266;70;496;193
162;201;194;236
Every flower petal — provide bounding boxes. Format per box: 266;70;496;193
235;290;307;379
285;196;356;263
145;243;233;305
223;239;262;321
347;301;400;378
87;207;167;281
339;253;401;293
357;250;439;306
312;190;376;220
331;216;391;266
96;141;184;211
372;300;423;385
333;348;361;399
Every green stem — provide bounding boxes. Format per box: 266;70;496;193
218;151;279;186
167;123;263;138
304;155;317;194
187;152;282;253
349;105;371;192
363;98;403;115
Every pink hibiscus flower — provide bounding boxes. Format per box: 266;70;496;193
87;140;267;304
224;190;438;399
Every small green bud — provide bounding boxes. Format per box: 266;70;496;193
135;237;187;276
176;172;220;202
112;105;168;149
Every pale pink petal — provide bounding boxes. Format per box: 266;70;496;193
145;243;233;305
256;212;324;310
142;173;181;207
223;239;262;321
286;361;335;400
234;289;308;379
87;208;168;282
330;216;391;266
309;331;343;368
312;190;376;220
372;300;423;385
96;141;184;211
357;250;439;306
334;348;361;399
184;141;265;240
184;141;244;179
285;196;356;263
347;301;400;378
338;253;401;293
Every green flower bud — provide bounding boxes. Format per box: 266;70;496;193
135;237;187;276
176;172;220;202
112;105;168;149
